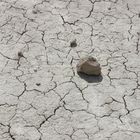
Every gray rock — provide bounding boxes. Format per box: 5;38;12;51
77;56;101;76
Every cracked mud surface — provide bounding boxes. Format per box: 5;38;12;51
0;0;140;140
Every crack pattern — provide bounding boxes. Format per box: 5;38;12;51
0;0;140;140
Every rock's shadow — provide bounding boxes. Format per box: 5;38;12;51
77;72;103;83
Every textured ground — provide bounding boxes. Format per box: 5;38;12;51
0;0;140;140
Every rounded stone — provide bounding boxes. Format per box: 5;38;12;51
77;56;101;76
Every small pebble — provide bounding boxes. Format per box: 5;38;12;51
18;52;24;58
77;56;101;76
36;83;41;86
70;39;77;48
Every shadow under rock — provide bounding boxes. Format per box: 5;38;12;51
77;72;103;83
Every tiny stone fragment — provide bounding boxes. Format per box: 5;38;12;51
36;83;41;86
108;7;111;10
18;52;24;58
77;56;101;76
70;39;77;48
33;10;37;14
32;9;38;14
34;69;37;72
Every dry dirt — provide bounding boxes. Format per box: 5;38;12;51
0;0;140;140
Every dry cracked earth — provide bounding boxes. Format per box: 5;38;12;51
0;0;140;140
